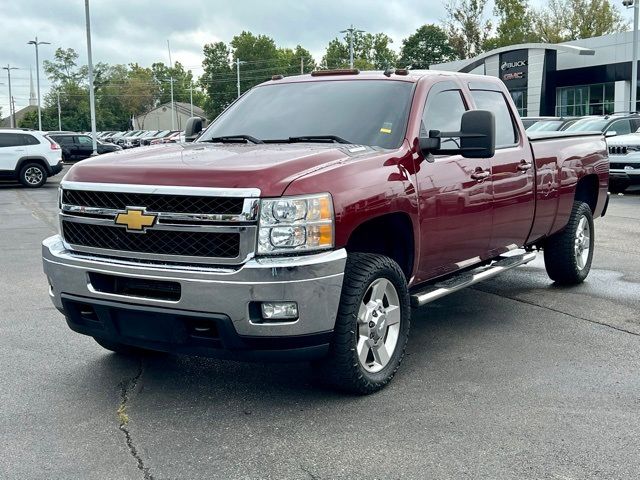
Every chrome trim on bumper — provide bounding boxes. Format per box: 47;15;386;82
43;235;346;337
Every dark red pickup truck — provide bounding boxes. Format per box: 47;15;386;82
42;70;609;394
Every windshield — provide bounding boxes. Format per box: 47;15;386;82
198;80;415;149
527;121;564;132
564;118;609;132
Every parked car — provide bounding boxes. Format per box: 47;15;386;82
48;133;122;161
606;133;640;193
525;117;581;132
43;70;609;394
0;129;63;187
149;130;181;145
114;130;143;147
563;113;640;136
521;116;561;129
141;130;174;146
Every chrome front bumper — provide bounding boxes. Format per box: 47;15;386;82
42;235;346;338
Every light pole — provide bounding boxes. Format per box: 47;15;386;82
339;24;364;69
56;91;62;131
624;0;640;112
189;82;194;117
84;0;98;155
27;37;50;131
2;65;17;128
167;40;176;131
236;58;246;98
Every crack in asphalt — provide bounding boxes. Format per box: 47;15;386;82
473;287;640;337
118;360;154;480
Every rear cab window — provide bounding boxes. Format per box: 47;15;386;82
469;88;519;148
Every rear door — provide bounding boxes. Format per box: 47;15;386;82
0;133;28;171
75;135;94;159
414;81;493;281
469;86;535;254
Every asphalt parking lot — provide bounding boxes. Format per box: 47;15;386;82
1;168;639;480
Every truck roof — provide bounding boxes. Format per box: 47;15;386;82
261;69;494;87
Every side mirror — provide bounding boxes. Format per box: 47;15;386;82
420;110;496;159
184;117;203;143
605;130;617;138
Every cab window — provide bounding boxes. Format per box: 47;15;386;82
423;89;467;150
470;90;518;148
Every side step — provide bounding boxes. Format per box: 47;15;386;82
410;251;537;307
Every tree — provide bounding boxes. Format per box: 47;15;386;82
43;48;85;85
151;61;200;108
485;0;539;49
532;0;628;43
444;0;493;59
200;41;236;119
277;45;317;75
399;24;456;69
322;31;398;70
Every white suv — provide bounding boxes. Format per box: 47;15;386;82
0;129;63;188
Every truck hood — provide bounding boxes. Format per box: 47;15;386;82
64;142;377;196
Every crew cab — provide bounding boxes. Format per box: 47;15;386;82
42;70;609;394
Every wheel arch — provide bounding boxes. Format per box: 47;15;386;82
345;212;415;281
574;173;599;214
16;156;52;175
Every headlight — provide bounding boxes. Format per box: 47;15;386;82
258;193;334;255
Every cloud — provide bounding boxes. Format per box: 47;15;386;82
0;0;447;114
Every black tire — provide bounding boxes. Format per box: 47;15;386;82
93;337;157;356
608;180;629;194
314;253;411;395
18;162;47;188
543;201;594;285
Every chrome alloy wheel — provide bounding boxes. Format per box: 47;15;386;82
575;215;591;270
24;166;44;185
356;278;401;373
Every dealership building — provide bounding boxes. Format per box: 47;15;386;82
431;31;640;118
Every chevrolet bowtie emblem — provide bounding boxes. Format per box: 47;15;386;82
115;208;157;233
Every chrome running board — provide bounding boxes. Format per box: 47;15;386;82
410;251;537;307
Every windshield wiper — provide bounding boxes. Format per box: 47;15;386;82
204;135;264;144
283;135;352;144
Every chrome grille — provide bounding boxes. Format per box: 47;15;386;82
59;182;259;265
62;221;240;258
62;189;243;214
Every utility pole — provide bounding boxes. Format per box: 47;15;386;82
340;24;364;69
236;58;246;98
27;37;50;131
167;40;176;131
301;56;304;75
56;91;62;131
2;65;17;128
189;82;194;117
84;0;98;154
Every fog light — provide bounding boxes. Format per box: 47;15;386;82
261;302;299;320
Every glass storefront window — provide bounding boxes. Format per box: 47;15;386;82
556;83;614;116
510;89;527;116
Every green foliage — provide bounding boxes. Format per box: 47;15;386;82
532;0;629;43
399;24;456;69
445;0;493;59
200;41;236;119
485;0;539;49
322;31;397;70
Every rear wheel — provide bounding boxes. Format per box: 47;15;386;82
543;201;594;285
314;253;410;394
18;162;47;188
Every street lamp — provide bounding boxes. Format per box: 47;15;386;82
84;0;98;155
27;37;50;131
2;65;18;128
339;24;364;69
624;0;639;112
236;58;246;98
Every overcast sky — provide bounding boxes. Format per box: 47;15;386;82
0;0;634;117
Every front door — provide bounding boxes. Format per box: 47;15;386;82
414;83;494;283
75;135;94;159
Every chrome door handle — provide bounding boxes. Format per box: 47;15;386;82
471;170;490;181
517;161;533;172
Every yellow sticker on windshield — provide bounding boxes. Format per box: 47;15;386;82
380;122;393;134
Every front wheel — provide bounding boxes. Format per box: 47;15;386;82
314;253;410;394
543;201;594;285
